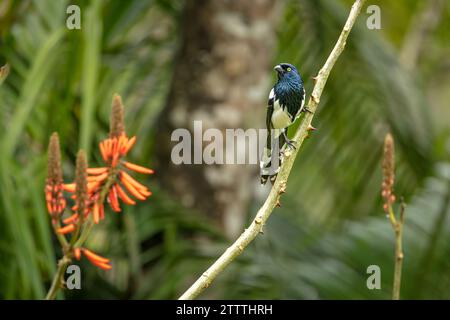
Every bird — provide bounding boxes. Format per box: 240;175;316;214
260;63;306;185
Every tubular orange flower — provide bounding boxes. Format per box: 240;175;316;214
63;213;78;225
63;183;76;193
122;136;136;155
93;202;100;224
87;167;108;175
83;248;110;263
82;248;112;270
108;185;121;212
99;141;107;161
99;203;105;221
89;259;113;270
46;201;53;214
74;248;81;261
87;180;102;194
87;172;108;182
122;161;154;174
106;139;112;158
139;189;152;197
115;184;136;205
120;176;146;201
57;224;75;234
87;176;98;183
120;171;149;193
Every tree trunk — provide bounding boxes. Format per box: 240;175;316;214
155;0;280;237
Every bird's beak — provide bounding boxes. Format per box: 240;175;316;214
274;65;283;74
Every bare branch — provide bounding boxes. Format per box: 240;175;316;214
179;0;367;300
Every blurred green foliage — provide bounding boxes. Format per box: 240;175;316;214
0;0;449;299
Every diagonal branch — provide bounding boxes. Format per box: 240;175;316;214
179;0;367;300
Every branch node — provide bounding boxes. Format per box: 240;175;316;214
279;183;287;194
311;95;320;104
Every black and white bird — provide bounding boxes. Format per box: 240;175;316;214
260;63;306;185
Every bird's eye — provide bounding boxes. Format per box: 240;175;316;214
287;67;292;72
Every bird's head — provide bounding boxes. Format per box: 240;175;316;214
274;63;301;82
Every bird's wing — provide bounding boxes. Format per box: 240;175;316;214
300;87;305;112
266;88;275;130
261;88;276;185
291;86;306;121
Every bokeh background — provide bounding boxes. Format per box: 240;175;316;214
1;0;449;299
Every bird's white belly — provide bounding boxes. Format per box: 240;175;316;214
271;101;292;129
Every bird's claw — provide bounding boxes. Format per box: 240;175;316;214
285;139;296;150
302;107;313;114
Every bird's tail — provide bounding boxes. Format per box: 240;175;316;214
260;128;285;185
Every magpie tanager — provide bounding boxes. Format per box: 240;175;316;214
260;63;306;185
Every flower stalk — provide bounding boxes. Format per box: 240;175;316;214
382;133;406;300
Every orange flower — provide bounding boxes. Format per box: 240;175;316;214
73;248;81;260
57;224;75;234
87;167;109;175
60;134;153;222
108;184;121;212
82;248;112;270
72;248;112;270
62;213;78;225
115;184;135;205
122;161;154;174
92;202;100;224
97;133;154;213
60;94;153;223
